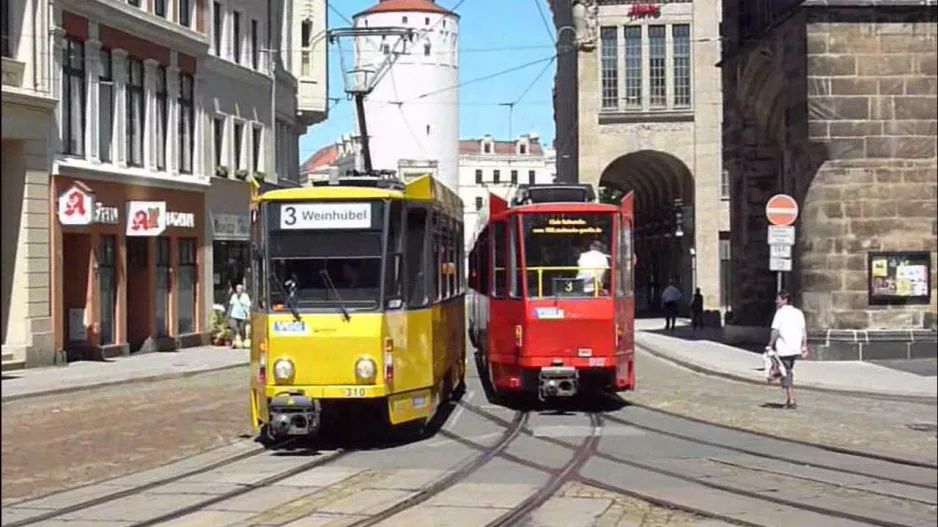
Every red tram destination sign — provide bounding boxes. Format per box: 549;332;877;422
628;3;660;18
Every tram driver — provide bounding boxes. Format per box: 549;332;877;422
576;240;610;295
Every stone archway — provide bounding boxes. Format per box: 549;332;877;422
599;150;695;313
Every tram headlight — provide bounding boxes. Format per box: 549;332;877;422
273;358;294;381
354;357;377;380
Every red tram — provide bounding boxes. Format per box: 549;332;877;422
467;184;635;403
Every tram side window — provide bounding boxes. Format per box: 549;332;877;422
492;221;507;298
386;201;404;308
621;217;634;298
447;225;457;297
477;229;491;295
405;207;429;308
457;222;465;293
508;218;522;298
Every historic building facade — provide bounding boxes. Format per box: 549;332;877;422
550;0;729;312
458;133;554;245
721;0;937;357
2;0;58;369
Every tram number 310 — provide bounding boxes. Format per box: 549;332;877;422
345;387;367;397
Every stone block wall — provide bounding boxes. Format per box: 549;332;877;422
799;8;938;330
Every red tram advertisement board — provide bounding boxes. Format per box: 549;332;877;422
467;188;635;404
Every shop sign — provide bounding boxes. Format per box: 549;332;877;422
628;3;660;18
58;185;119;226
95;203;119;224
212;213;250;240
58;185;95;226
166;211;196;228
126;201;166;236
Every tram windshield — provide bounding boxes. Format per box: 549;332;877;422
521;212;615;299
264;201;389;311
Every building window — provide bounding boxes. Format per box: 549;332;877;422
126;58;145;166
213;2;222;56
179;0;191;28
154;0;166;17
673;24;691;107
624;26;642;109
62;37;85;156
483;142;491;154
424;42;431;56
251;19;259;69
720;168;730;200
528;170;536;184
475;169;482;184
648;25;666;107
233;11;241;63
252;125;262;173
99;48;113;162
493;169;501;184
519;144;526;154
510;170;518;184
402;16;408;23
475;197;483;210
1;0;11;58
179;74;194;173
213;117;225;170
234;121;244;170
178;238;197;334
155;65;168;170
600;26;618;110
98;235;117;345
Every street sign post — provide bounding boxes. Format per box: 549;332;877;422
765;194;799;292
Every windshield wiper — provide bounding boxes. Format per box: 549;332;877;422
319;269;351;322
269;271;301;322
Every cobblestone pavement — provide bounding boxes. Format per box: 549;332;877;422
630;349;938;464
1;366;252;504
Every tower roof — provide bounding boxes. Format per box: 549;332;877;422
355;0;458;18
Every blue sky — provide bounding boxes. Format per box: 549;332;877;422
299;0;558;162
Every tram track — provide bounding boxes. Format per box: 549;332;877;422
344;410;529;527
483;412;603;527
3;440;271;527
458;400;937;527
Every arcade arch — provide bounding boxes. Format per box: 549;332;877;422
599;150;695;313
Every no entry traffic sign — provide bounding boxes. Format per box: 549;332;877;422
765;194;799;226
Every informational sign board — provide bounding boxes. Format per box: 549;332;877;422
767;225;796;246
770;245;792;258
770;257;793;272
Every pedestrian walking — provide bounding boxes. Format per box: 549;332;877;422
766;289;808;409
691;288;704;330
660;279;682;330
227;284;251;349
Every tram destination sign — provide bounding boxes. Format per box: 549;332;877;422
271;202;382;230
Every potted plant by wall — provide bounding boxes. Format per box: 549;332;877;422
253;171;266;181
211;311;233;346
215;165;230;178
235;169;249;180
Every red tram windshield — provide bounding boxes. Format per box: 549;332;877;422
521;211;615;299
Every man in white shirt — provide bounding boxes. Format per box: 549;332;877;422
660;279;682;330
767;289;808;409
576;241;610;295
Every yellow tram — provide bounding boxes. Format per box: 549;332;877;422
248;173;466;446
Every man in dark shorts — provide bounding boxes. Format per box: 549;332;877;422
767;290;808;409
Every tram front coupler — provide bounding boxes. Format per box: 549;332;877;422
266;395;321;441
538;366;579;400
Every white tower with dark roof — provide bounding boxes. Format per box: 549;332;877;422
352;0;459;191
